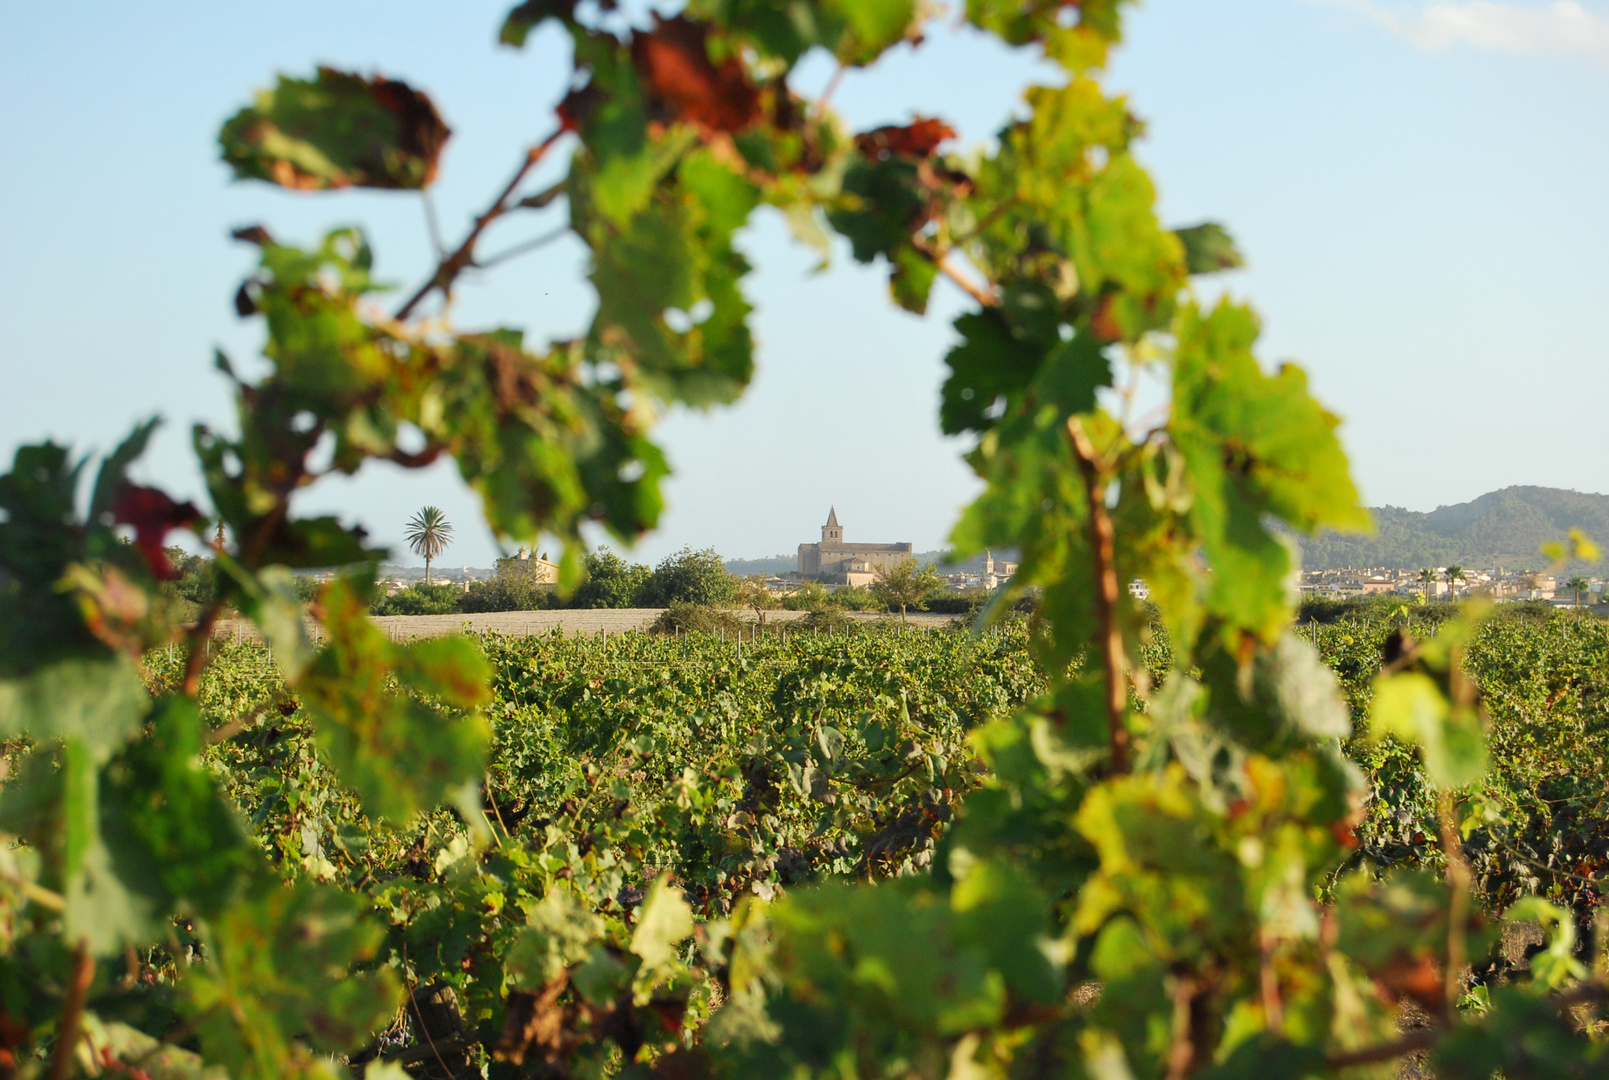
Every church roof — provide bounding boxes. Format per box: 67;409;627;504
825;506;839;527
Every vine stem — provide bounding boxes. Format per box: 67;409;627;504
395;129;566;321
48;941;94;1080
1326;1030;1437;1070
181;498;289;696
1068;416;1129;773
1438;788;1472;1019
937;252;997;307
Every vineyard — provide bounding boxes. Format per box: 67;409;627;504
4;0;1607;1076
47;608;1591;1078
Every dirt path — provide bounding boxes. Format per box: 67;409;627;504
210;608;963;643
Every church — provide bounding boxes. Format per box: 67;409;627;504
796;508;913;585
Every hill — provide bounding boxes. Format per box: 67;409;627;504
1299;486;1609;574
724;555;796;577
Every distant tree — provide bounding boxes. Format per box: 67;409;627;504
1443;565;1465;600
637;547;735;608
405;506;453;584
734;574;778;624
572;547;652;609
1417;567;1437;603
1565;575;1591;608
871;558;946;620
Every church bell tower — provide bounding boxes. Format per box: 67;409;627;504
822;507;843;545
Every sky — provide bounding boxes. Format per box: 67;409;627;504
1;1;1606;568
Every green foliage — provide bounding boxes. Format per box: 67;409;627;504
4;4;1604;1079
571;546;651;609
869;557;946;617
458;566;560;613
636;545;735;608
160;545;220;614
370;581;462;616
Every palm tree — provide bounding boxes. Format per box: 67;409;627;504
1565;576;1591;608
405;506;453;584
1444;565;1465;601
1416;568;1437;603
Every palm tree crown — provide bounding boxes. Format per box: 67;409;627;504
1565;576;1591;608
1416;568;1437;603
406;506;454;584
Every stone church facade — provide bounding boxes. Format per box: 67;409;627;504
796;508;913;583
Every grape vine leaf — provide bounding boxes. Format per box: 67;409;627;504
1169;300;1367;643
189;879;400;1078
297;578;491;824
219;68;450;190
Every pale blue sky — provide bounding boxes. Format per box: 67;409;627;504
2;1;1605;567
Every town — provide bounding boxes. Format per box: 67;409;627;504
1293;566;1604;606
363;506;1606;612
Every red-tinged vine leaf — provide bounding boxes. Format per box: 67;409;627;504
230;224;274;247
61;564;151;656
219;67;450;191
88;418;160;525
1333;870;1464;1013
557;81;606;133
1089;293;1124;343
2;435;179;670
855;117;956;161
111;484;201;581
631;15;763;134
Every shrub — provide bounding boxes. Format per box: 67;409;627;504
828;585;882;611
780;581;829;611
570;546;651;608
924;589;992;615
457;556;559;612
649;601;744;636
789;608;859;635
636;545;734;607
371;581;461;615
457;574;557;612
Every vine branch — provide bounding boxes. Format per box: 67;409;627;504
1326;1030;1437;1070
48;942;93;1080
1438;789;1473;1019
1068;416;1129;773
937;252;998;307
395;130;567;321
